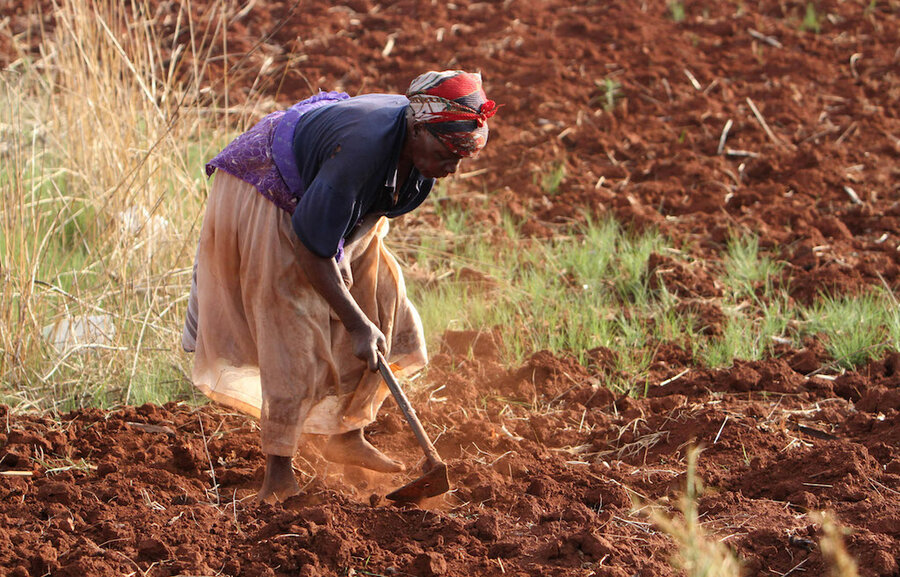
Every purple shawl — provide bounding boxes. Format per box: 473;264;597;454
205;91;350;213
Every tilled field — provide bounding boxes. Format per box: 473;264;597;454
1;0;898;576
2;352;899;576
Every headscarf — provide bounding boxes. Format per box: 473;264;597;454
406;70;498;157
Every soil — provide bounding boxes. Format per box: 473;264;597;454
2;1;899;576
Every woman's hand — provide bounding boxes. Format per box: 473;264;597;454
348;320;386;371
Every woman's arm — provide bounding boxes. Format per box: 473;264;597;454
337;214;383;289
293;239;386;371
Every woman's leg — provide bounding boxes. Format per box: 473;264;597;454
192;173;319;501
258;455;300;502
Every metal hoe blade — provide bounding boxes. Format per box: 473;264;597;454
386;462;450;502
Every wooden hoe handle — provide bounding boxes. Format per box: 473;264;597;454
376;353;444;468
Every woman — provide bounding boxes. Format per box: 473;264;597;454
182;70;497;501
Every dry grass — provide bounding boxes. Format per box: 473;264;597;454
0;0;272;408
816;512;861;577
647;447;743;577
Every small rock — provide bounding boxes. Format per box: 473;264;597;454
580;531;615;560
471;484;495;502
137;537;171;561
473;513;500;541
412;552;447;576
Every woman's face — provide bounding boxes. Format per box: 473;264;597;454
410;125;463;179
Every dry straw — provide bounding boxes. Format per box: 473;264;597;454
0;0;270;407
647;447;743;577
816;512;860;577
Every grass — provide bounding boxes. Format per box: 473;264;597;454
722;234;782;300
400;205;898;393
886;285;900;350
32;454;97;476
649;448;743;577
800;2;823;33
698;294;795;367
0;0;262;410
696;233;794;366
537;161;567;196
668;1;687;23
803;291;896;368
649;450;864;577
816;512;861;577
595;76;623;112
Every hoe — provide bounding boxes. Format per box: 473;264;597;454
376;353;450;503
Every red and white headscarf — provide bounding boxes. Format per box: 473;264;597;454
406;70;498;157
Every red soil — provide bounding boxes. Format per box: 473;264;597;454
2;1;899;576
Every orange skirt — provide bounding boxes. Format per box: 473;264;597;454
185;172;427;456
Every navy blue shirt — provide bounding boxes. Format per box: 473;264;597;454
290;94;434;258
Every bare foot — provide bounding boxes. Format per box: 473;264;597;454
256;454;301;503
322;429;405;473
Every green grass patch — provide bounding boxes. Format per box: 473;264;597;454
405;211;693;394
591;77;623;112
404;210;896;394
668;1;687;22
800;2;822;33
802;291;896;368
722;233;783;300
536;161;567;196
